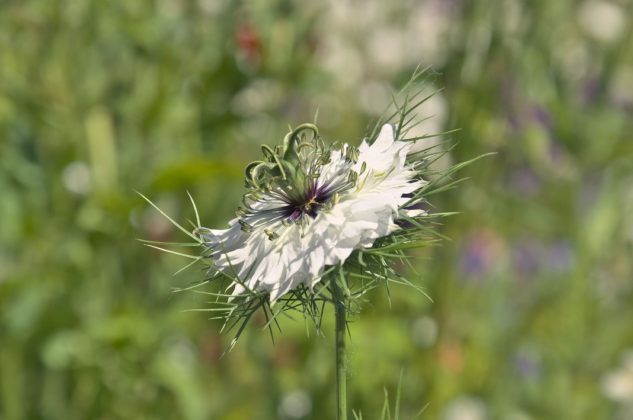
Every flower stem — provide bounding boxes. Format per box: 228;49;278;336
332;279;347;420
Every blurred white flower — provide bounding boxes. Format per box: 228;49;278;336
610;67;633;106
602;351;633;402
62;161;91;195
578;1;626;43
319;0;456;85
358;80;392;115
279;389;312;419
408;0;453;67
320;40;363;87
231;79;283;116
557;40;590;82
442;396;488;420
411;316;438;348
199;124;426;302
368;27;406;74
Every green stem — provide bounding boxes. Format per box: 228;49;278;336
333;279;347;420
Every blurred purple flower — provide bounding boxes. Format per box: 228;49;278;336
547;240;573;274
501;79;521;133
512;238;541;279
509;167;541;196
579;174;602;209
529;104;553;130
437;0;462;13
514;349;541;379
548;137;566;166
459;230;504;279
505;101;556;142
512;238;573;279
582;77;602;105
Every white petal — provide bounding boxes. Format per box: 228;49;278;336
373;124;395;151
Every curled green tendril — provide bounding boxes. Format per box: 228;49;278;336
261;145;287;181
249;162;279;190
283;123;319;163
244;123;321;191
244;160;264;183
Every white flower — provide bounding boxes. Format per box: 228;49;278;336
602;351;633;402
199;124;426;302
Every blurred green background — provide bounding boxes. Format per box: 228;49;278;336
2;1;633;419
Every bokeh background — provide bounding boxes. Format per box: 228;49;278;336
2;0;633;419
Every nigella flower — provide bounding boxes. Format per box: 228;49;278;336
142;70;482;417
197;123;426;302
139;69;478;338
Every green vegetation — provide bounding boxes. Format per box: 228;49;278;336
1;1;632;419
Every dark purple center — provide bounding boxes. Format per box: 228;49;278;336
283;183;332;221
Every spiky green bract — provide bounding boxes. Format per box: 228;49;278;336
140;68;479;346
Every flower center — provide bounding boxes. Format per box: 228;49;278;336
284;183;332;222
